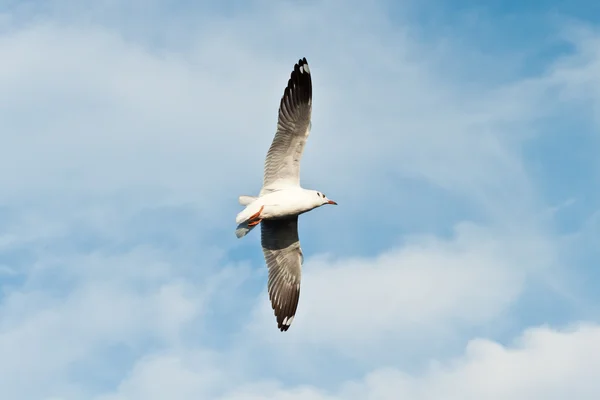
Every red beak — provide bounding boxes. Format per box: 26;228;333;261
327;200;338;205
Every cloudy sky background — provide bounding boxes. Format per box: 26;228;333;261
1;0;600;398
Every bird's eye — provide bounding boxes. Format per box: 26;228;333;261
322;193;326;198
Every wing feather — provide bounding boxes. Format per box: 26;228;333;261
261;217;303;331
261;58;312;194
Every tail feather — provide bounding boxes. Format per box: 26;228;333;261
239;195;257;206
235;221;258;238
236;195;260;238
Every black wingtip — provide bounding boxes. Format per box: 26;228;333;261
273;301;298;333
273;306;295;332
280;57;312;111
293;57;310;78
297;57;309;71
277;315;294;332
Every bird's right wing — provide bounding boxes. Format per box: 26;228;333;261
260;58;312;195
260;216;303;331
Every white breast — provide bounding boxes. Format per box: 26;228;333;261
259;189;315;219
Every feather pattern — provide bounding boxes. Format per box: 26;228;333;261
261;58;312;194
261;217;303;331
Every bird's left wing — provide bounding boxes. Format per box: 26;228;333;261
260;216;303;331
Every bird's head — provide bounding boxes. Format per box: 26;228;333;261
315;191;337;206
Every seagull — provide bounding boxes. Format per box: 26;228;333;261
235;57;337;332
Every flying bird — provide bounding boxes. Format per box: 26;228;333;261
235;57;337;332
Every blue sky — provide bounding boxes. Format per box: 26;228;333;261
1;0;600;398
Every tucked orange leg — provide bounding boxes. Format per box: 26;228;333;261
248;219;261;227
247;205;264;227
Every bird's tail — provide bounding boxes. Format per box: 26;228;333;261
238;195;257;206
235;221;258;238
235;195;260;238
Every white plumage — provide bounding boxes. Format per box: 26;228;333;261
235;57;337;332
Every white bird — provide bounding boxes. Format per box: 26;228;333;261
235;57;337;332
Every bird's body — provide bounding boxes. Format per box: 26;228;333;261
235;57;336;332
236;188;326;226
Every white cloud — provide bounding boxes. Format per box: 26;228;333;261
235;222;560;372
349;324;600;400
0;1;598;399
95;351;227;400
0;243;251;399
0;0;554;220
94;323;600;400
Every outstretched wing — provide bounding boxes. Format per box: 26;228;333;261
260;217;303;331
261;57;312;194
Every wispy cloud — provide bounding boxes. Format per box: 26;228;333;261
0;0;599;399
